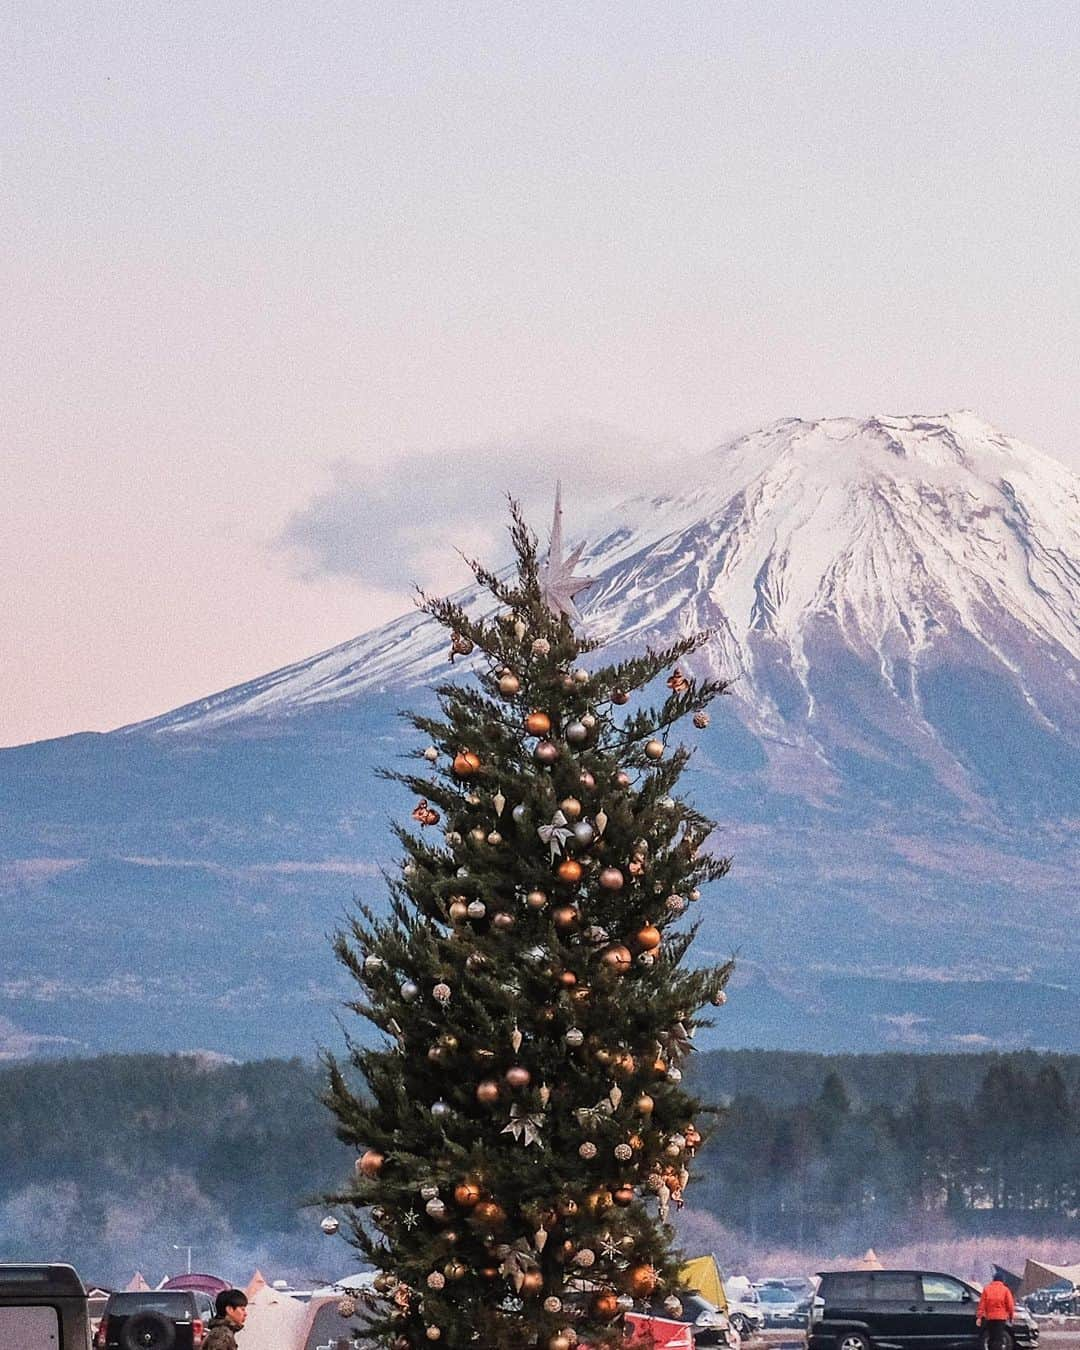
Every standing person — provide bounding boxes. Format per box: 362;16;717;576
976;1274;1015;1350
204;1289;248;1350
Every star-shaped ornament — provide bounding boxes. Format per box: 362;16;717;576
539;483;595;624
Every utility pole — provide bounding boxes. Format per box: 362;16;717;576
172;1243;193;1275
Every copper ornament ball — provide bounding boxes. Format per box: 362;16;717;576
552;904;579;930
492;911;515;930
357;1149;384;1178
452;750;482;776
473;1199;506;1227
498;671;521;695
524;710;552;736
579;770;595;789
526;888;548;910
519;1269;544;1296
635;1093;655;1115
557;970;578;988
505;1064;531;1089
535;740;560;765
600;944;633;972
558;796;582;819
476;1079;501;1104
453;1180;482;1208
636;924;662;951
592;1290;620;1320
627;1264;658;1297
616;770;631;787
598;866;624;891
613;1184;635;1206
612;689;630;705
556;858;583;883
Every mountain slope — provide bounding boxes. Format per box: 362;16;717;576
2;412;1078;1059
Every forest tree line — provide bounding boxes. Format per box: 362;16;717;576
2;1050;1079;1282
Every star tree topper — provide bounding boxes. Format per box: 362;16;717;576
538;482;595;624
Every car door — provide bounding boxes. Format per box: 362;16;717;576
867;1272;925;1349
919;1274;979;1350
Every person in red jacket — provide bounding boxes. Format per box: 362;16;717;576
976;1276;1015;1350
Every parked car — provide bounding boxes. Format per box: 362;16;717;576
724;1278;766;1338
809;1269;1040;1350
95;1289;208;1350
0;1263;93;1350
755;1280;809;1329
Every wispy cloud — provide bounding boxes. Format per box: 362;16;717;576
272;424;684;595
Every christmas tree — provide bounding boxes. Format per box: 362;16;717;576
324;495;733;1350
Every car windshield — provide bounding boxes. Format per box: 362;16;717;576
106;1294;193;1317
758;1287;796;1303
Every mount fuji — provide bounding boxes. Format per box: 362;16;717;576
3;412;1078;1059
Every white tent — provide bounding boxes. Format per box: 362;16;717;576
1018;1259;1080;1298
239;1284;314;1350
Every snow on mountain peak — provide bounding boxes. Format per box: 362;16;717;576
138;412;1080;735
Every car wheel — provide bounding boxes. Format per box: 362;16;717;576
119;1311;177;1350
731;1314;750;1337
837;1334;871;1350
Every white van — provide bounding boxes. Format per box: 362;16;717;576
0;1264;92;1350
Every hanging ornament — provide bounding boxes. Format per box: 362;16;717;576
357;1149;385;1178
579;770;596;790
693;710;710;729
578;1141;597;1160
635;924;662;951
556;859;583;883
526;888;548;910
514;618;527;641
425;1327;442;1341
320;1215;340;1235
476;1079;500;1104
612;689;630;706
666;894;687;914
364;955;384;974
498;671;521;696
600;944;632;973
432;982;452;1004
635;1093;655;1115
552;904;578;930
616;770;631;787
538;810;573;859
487;830;503;846
667;667;690;692
608;1083;623;1110
564;1026;584;1047
644;739;664;760
614;1142;633;1162
454;1179;482;1207
337;1294;358;1317
425;1197;448;1220
431;1100;451;1120
558;796;582;819
448;631;474;662
594;809;608;836
448;899;468;922
444;1260;468;1281
492;790;506;817
422;746;439;762
399;979;419;1001
427;1271;446;1290
511;1024;523;1052
538;1083;551;1105
452;750;482;777
534;740;559;765
572;821;594;847
501;1102;545;1146
525;711;552;736
592;1290;620;1321
598;867;624;891
565;720;588;744
531;637;551;656
627;1265;658;1297
712;988;728;1005
543;1296;562;1314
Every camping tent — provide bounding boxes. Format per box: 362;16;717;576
857;1249;884;1271
680;1255;726;1309
1018;1259;1080;1298
237;1283;313;1350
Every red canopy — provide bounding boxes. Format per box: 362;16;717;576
624;1312;694;1349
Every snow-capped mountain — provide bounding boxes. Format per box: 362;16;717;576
2;412;1078;1060
140;411;1080;764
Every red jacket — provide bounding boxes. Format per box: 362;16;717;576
977;1281;1015;1322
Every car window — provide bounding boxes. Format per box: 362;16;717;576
922;1276;970;1303
873;1274;921;1302
823;1274;872;1302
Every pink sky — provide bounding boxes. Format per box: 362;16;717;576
4;3;1078;747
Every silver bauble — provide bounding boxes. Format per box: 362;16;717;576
431;1100;451;1119
423;746;439;762
565;1027;585;1047
511;803;528;824
420;1184;440;1200
400;980;420;1002
320;1215;340;1235
364;955;384;974
425;1197;448;1219
565;720;588;744
572;821;595;847
467;900;487;919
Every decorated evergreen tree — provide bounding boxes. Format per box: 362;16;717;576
324;496;733;1350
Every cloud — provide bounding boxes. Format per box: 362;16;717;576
273;423;685;595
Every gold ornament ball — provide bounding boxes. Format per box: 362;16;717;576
644;739;664;760
592;1290;619;1320
505;1064;531;1089
452;750;482;777
635;1093;655;1115
473;1199;506;1227
557;970;578;988
525;710;552;736
453;1180;481;1208
627;1265;658;1298
558;796;582;819
357;1149;384;1178
613;1184;635;1206
556;859;583;883
549;1336;573;1350
492;911;515;930
600;944;633;973
636;924;662;951
598;866;624;891
552;904;579;930
526;889;548;910
426;1326;442;1341
476;1079;501;1104
519;1270;544;1297
498;672;521;696
444;1260;468;1281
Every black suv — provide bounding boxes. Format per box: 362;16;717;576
96;1290;207;1350
809;1270;1039;1350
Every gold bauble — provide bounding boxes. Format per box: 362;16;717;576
552;905;578;929
636;924;662;951
357;1149;384;1178
498;672;521;695
558;796;582;819
556;859;583;883
448;901;468;922
592;1290;619;1320
519;1269;544;1296
453;1180;481;1208
613;1184;635;1206
557;970;577;988
526;889;548;910
473;1199;506;1227
549;1336;573;1350
635;1093;655;1115
600;944;633;973
476;1079;501;1104
584;1188;613;1216
627;1264;658;1297
444;1260;468;1281
452;750;482;777
644;739;664;760
524;711;552;736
